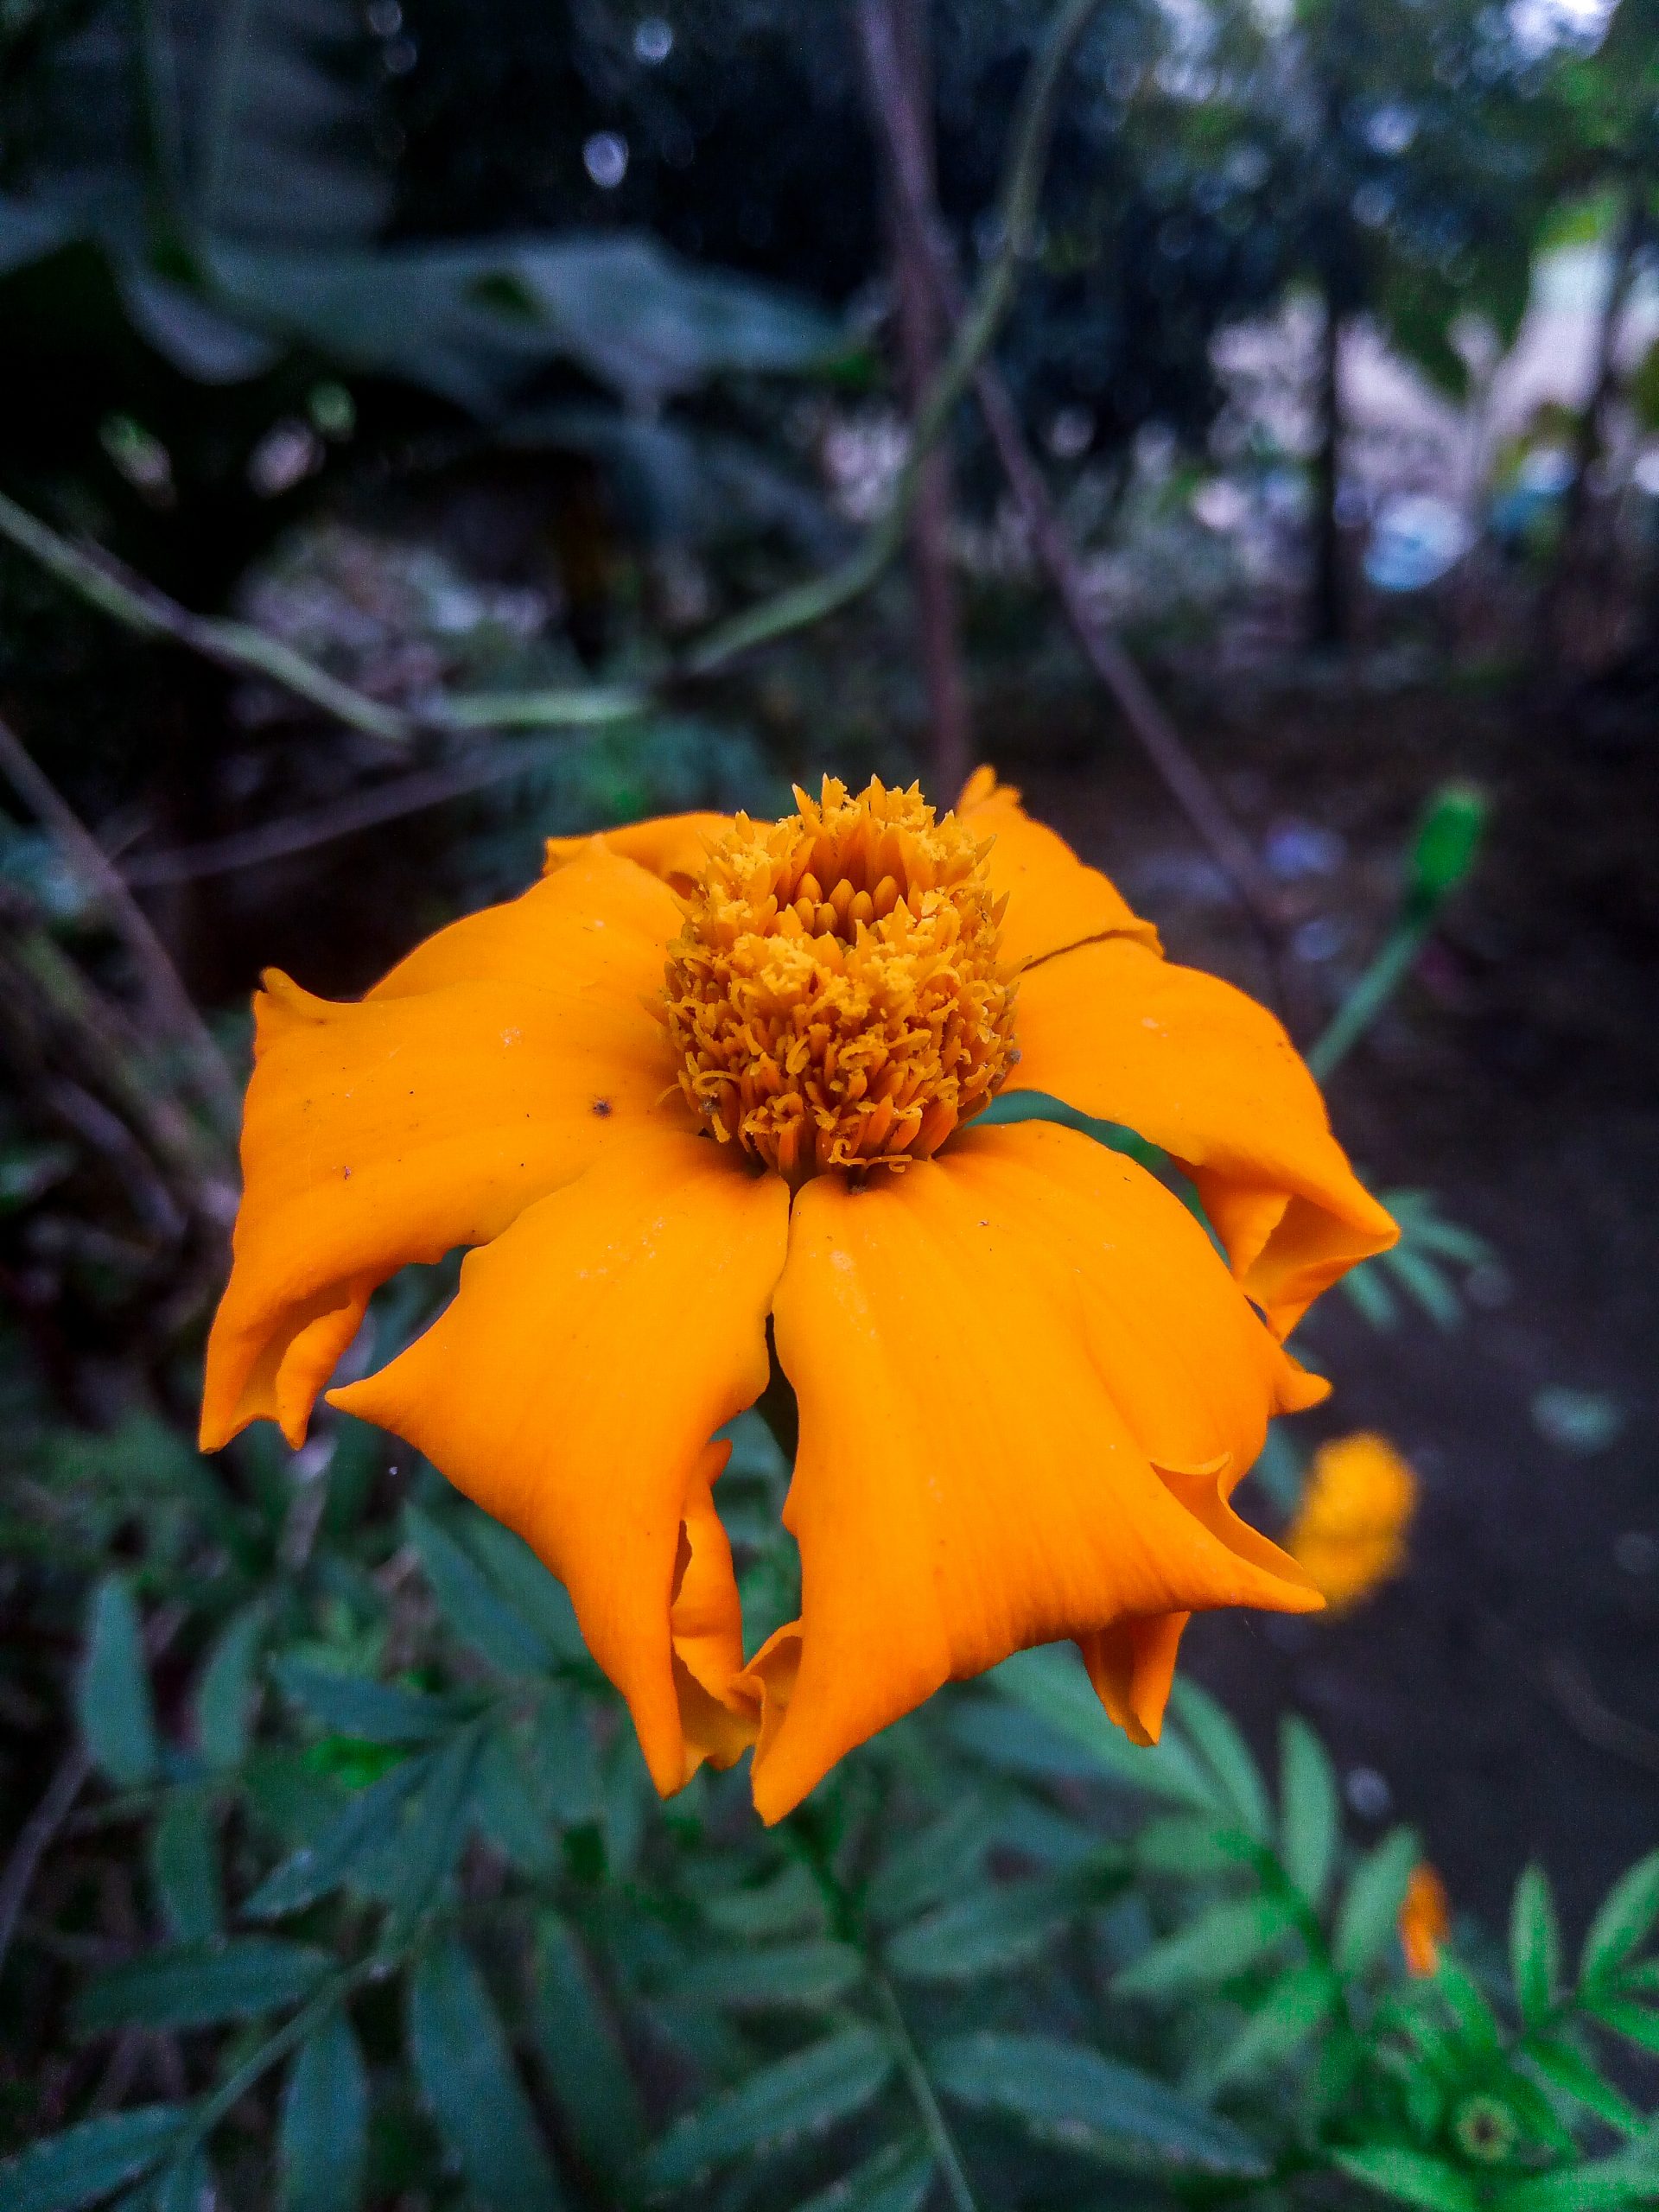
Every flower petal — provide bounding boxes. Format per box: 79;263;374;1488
1005;938;1397;1334
744;1122;1319;1821
330;1131;787;1796
201;866;688;1452
956;767;1159;970
544;813;734;897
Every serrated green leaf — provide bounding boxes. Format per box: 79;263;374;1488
1344;1260;1402;1329
1115;1895;1295;2000
74;1940;330;2034
1169;1679;1273;1841
1332;2145;1479;2209
531;1687;602;1828
533;1916;642;2178
459;1516;586;1662
1510;1866;1560;2031
1333;1827;1421;1976
409;1936;563;2212
270;1658;454;1745
1193;1964;1336;2092
791;2134;934;2212
383;1726;483;1934
0;2109;184;2212
701;1859;825;1941
1525;2031;1646;2135
281;2005;368;2212
79;1577;158;1789
243;1756;427;1919
194;1605;266;1770
472;1731;559;1876
887;1880;1072;1985
149;1792;222;1944
1383;1246;1464;1330
867;1801;991;1927
405;1505;552;1675
930;2031;1268;2178
638;2028;894;2191
991;1647;1216;1811
1280;1717;1340;1910
660;1939;863;2009
1580;1850;1659;1993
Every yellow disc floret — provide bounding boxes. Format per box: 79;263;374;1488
664;777;1018;1181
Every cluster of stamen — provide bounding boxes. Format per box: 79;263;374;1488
664;778;1017;1182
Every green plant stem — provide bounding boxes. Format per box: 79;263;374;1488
869;1971;982;2212
681;0;1107;677
1306;909;1433;1083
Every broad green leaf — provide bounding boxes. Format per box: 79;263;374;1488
149;1792;222;1943
408;1936;563;2212
74;1940;330;2034
1194;1964;1336;2092
270;1658;454;1745
1332;2145;1479;2209
1525;2031;1645;2135
1333;1827;1421;1976
1136;1815;1258;1879
0;2108;183;2212
1580;1850;1659;1992
1510;1866;1560;2031
243;1756;428;1919
1280;1717;1341;1910
405;1505;551;1675
123;2146;212;2212
1499;2158;1659;2211
930;2031;1268;2178
79;1577;158;1788
1169;1679;1273;1842
990;1647;1216;1811
281;2005;368;2212
791;2135;934;2212
194;1605;266;1770
1115;1895;1295;2000
383;1726;483;1934
638;2028;895;2191
460;1516;586;1662
533;1916;643;2179
659;1939;863;2009
887;1881;1072;1984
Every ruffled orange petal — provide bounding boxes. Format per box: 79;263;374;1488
956;766;1160;970
1004;938;1397;1335
200;853;689;1454
330;1131;787;1796
1078;1613;1189;1746
544;812;734;897
741;1122;1319;1821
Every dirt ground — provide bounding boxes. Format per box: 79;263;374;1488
999;670;1659;1934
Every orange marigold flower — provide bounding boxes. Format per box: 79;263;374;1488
1286;1432;1418;1611
200;772;1396;1821
1400;1862;1452;1976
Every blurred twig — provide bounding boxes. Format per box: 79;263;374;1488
0;1745;92;1986
0;713;240;1132
856;0;1289;940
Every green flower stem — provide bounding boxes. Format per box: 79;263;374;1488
1306;908;1433;1084
871;1970;983;2212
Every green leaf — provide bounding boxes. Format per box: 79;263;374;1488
887;1881;1072;1984
0;2109;184;2212
460;1517;586;1662
1332;2145;1479;2210
1498;2158;1659;2211
532;1916;643;2179
270;1658;454;1745
74;1941;330;2034
1333;1827;1421;1977
1581;1993;1659;2056
1580;1849;1659;1992
930;2031;1268;2178
1525;2031;1646;2136
121;2145;213;2212
991;1648;1216;1811
638;2028;895;2192
701;1860;825;1941
243;1756;428;1919
79;1577;158;1788
1280;1716;1341;1910
791;2135;934;2212
149;1792;222;1944
1510;1866;1560;2031
383;1726;482;1934
1115;1896;1295;2000
1135;1815;1258;1879
1169;1679;1273;1842
194;1605;265;1770
659;1939;863;2009
281;2006;368;2212
472;1732;559;1876
408;1936;563;2212
867;1802;991;1927
1194;1964;1336;2092
404;1505;552;1676
1435;1958;1503;2057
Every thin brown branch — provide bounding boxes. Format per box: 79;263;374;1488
857;0;1289;940
0;1745;92;1985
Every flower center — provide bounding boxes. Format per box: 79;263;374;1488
664;777;1018;1182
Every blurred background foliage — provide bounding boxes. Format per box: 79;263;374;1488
2;0;1658;2203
